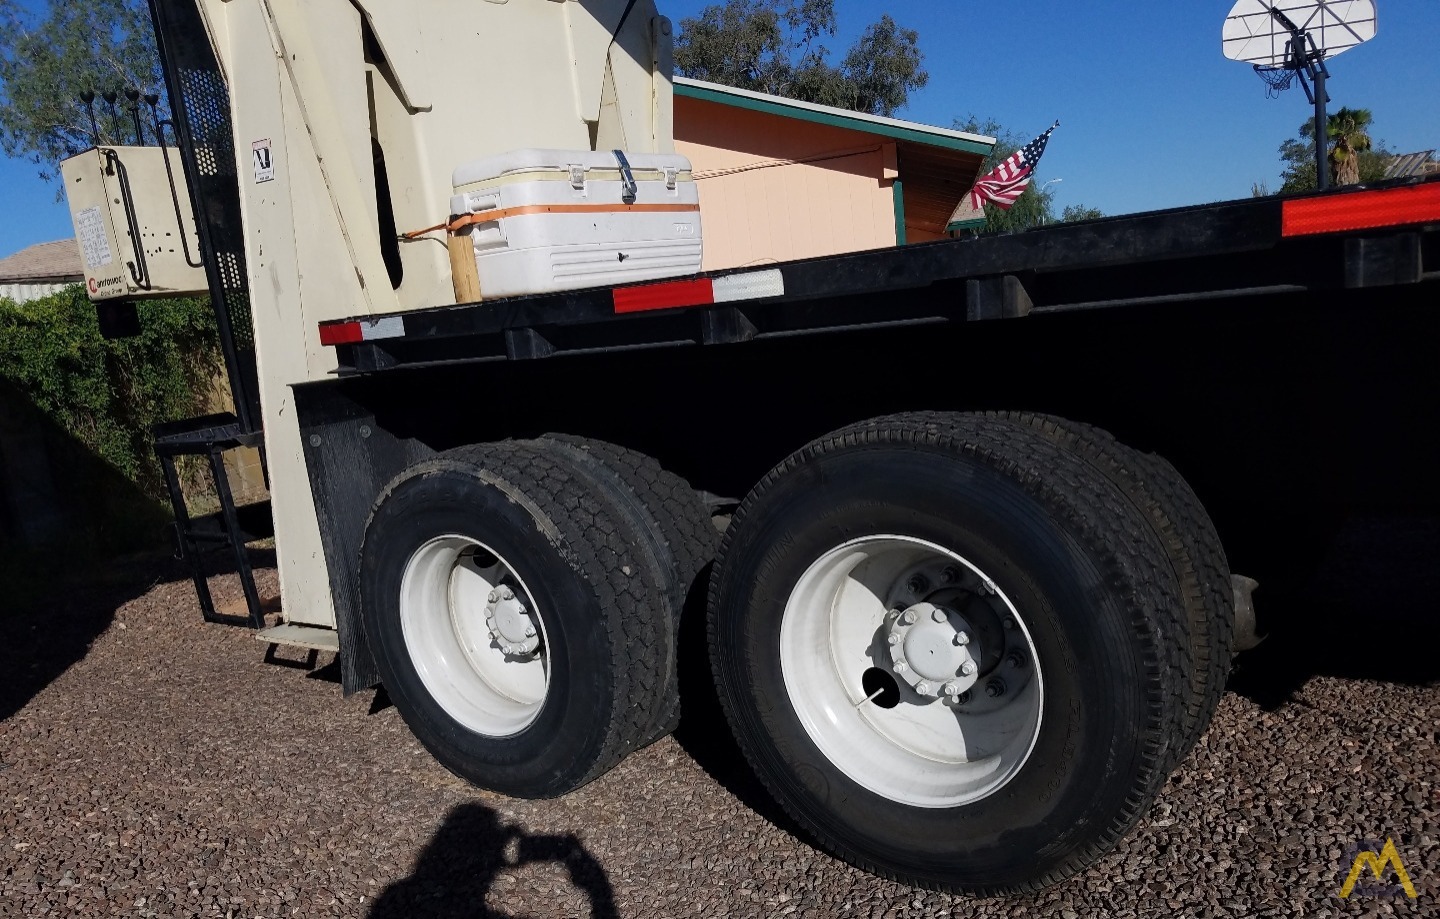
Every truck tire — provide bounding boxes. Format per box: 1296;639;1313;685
540;435;718;742
707;412;1188;894
1129;453;1235;747
360;443;672;797
987;412;1234;762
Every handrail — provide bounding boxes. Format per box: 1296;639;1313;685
101;148;152;291
155;119;206;269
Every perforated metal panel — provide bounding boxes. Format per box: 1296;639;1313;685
149;0;262;433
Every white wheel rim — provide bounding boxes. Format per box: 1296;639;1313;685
780;535;1044;808
400;535;549;736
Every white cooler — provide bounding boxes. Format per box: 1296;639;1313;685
449;149;702;299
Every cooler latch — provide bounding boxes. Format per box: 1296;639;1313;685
664;166;678;190
612;149;638;205
568;164;586;190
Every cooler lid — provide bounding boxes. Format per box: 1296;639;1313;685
453;148;693;189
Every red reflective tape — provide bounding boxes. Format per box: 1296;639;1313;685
318;321;363;346
613;277;714;314
1283;182;1440;237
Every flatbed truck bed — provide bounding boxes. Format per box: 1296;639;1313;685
280;175;1440;891
319;176;1440;375
299;174;1440;687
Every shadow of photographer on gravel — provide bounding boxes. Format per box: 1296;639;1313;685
367;802;618;919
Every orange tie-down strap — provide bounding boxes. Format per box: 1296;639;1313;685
402;202;701;240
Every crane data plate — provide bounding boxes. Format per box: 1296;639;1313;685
1223;0;1377;67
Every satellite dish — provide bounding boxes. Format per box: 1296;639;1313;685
1222;0;1379;191
1223;0;1377;67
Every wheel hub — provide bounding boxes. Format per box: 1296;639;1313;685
885;602;980;699
486;586;540;657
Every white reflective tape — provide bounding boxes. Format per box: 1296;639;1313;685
361;317;405;341
712;269;784;303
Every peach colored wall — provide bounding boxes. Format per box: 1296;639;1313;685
906;226;949;244
675;95;898;272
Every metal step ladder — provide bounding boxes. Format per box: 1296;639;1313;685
154;412;273;628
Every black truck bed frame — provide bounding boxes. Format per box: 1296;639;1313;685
298;176;1440;693
321;177;1439;377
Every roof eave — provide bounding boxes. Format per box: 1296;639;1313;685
0;275;83;285
674;78;995;157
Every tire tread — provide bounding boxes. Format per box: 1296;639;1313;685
985;412;1234;761
708;411;1190;895
538;435;718;743
379;442;670;792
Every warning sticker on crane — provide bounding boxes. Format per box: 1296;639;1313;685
252;139;275;184
75;206;113;269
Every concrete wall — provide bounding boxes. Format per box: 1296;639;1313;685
0;381;184;554
0;281;74;305
675;94;898;272
224;445;270;506
0;363;268;552
0;387;69;547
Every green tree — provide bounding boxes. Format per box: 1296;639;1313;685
675;0;927;117
1278;110;1391;193
0;0;164;183
1327;107;1372;186
1060;204;1104;222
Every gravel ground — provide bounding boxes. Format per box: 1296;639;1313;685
2;550;1437;919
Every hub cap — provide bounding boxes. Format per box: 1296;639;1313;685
779;535;1043;808
885;602;980;697
399;536;549;737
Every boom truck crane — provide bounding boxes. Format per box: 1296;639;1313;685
61;0;1440;895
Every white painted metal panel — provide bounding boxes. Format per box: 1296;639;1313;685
1223;0;1377;67
181;0;677;629
59;146;208;301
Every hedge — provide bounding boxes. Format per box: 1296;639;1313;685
0;285;222;549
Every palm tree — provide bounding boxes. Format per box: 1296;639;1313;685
1327;107;1374;186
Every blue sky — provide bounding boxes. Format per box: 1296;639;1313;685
1;1;1436;257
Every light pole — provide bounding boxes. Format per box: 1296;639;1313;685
1039;178;1062;225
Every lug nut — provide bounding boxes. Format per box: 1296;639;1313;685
954;631;970;646
525;625;536;638
501;587;515;601
942;682;960;697
887;634;900;646
1007;651;1027;669
488;630;499;640
894;660;909;673
931;608;948;623
916;681;932;696
961;661;977;677
940;566;960;584
907;576;929;595
1003;617;1016;630
985;679;1006;698
488;591;500;603
901;610;918;625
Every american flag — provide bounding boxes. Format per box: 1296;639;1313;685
969;121;1060;211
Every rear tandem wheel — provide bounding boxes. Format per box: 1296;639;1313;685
359;442;676;797
707;412;1192;894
